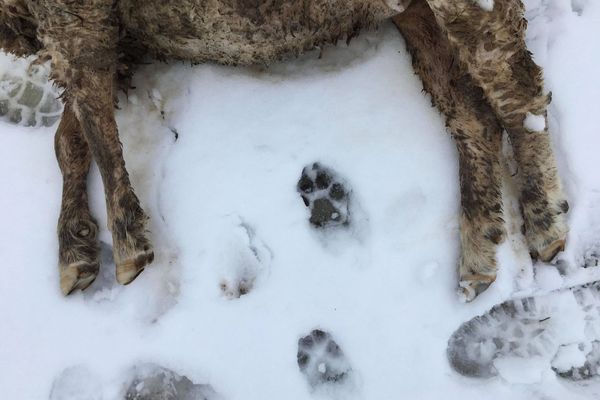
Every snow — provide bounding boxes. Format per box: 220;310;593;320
385;0;410;13
494;356;547;384
49;366;103;400
552;344;587;373
475;0;495;11
524;112;547;132
1;1;600;399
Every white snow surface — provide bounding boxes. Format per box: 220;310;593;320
551;343;588;373
476;0;495;12
524;112;547;132
1;1;600;399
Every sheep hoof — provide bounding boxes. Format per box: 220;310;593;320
525;205;568;263
60;261;99;296
115;247;154;285
533;239;566;263
458;274;496;302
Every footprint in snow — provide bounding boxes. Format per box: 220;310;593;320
124;363;222;400
213;215;273;299
50;363;221;400
297;329;353;390
0;59;63;127
447;280;600;381
297;162;370;253
297;163;352;229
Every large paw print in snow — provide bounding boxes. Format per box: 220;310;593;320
298;163;351;228
124;363;222;400
0;58;62;127
213;216;272;299
297;329;353;389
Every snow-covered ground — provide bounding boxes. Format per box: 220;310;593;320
1;0;600;399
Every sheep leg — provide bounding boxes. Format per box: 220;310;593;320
55;102;100;295
393;0;505;301
32;0;152;286
425;0;568;262
72;69;153;285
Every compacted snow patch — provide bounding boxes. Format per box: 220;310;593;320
476;0;495;11
552;343;588;373
494;356;547;384
524;112;547;132
50;366;103;400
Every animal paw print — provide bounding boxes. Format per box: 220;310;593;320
297;329;352;388
217;217;272;299
297;163;351;228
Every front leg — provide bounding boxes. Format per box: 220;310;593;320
394;0;505;301
71;68;153;285
425;0;568;262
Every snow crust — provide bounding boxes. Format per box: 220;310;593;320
524;112;547;132
552;343;587;373
385;0;410;13
475;0;495;11
1;0;600;399
494;356;547;384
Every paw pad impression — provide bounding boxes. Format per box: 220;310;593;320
297;163;351;228
297;329;352;388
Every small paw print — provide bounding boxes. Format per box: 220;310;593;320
297;329;352;388
297;163;351;228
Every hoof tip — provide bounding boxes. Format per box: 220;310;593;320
458;274;496;302
537;239;566;263
60;261;99;296
116;249;153;285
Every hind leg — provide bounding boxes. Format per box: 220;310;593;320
72;69;154;285
37;0;154;290
394;0;505;301
425;0;568;262
42;0;153;287
55;102;100;295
